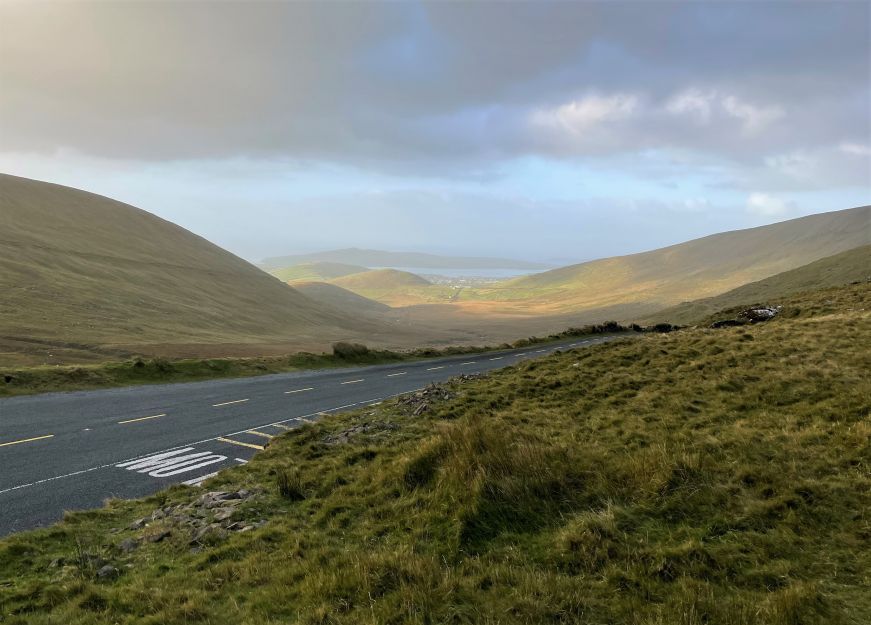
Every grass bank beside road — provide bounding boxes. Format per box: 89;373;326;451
1;282;868;623
0;322;637;397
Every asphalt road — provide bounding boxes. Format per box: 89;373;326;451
0;336;620;536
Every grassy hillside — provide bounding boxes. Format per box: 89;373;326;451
472;206;869;314
291;281;391;317
2;282;868;624
329;268;460;306
647;244;871;325
267;261;368;282
260;248;550;270
0;174;379;365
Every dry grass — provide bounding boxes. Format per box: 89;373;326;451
0;283;868;624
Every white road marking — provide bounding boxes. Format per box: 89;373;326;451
535;349;546;353
117;448;228;477
489;357;503;361
0;391;426;496
387;372;406;377
0;434;55;448
118;413;166;425
517;353;528;356
235;458;248;464
460;361;476;365
285;387;314;394
426;366;445;371
212;398;249;407
182;471;220;486
341;379;364;385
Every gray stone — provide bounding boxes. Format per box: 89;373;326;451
117;538;139;554
96;565;119;579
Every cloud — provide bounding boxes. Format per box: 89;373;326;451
746;193;791;217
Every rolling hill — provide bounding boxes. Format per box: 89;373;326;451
260;248;551;270
268;261;368;283
0;174;379;364
475;206;870;315
646;244;871;325
291;281;391;317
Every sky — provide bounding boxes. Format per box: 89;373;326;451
1;1;868;265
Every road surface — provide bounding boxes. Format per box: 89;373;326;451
0;336;619;536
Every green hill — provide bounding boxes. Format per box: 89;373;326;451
485;206;870;314
291;281;391;317
0;174;378;364
646;244;871;325
267;261;368;283
331;268;432;290
1;282;868;623
260;248;550;270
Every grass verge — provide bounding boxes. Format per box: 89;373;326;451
0;283;868;624
0;322;643;397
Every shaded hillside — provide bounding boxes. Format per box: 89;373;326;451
0;175;377;363
646;244;871;325
267;261;368;282
483;206;869;314
291;281;391;317
261;248;550;270
2;283;868;623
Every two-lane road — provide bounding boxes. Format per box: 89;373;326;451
0;336;619;536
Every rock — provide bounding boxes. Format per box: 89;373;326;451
710;319;746;329
117;538;139;554
96;565;119;579
146;529;171;543
740;305;782;322
191;523;229;545
213;507;235;522
128;518;147;530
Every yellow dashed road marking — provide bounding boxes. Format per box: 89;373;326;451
0;434;55;448
216;437;264;451
245;430;274;439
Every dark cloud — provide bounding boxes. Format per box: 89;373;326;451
1;0;867;173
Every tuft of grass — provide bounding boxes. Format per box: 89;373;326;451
0;282;868;624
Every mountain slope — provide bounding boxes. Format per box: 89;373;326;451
0;174;377;361
260;248;550;270
268;261;369;282
489;206;869;313
647;244;871;324
291;281;391;317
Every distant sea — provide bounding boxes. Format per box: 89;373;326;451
371;267;545;279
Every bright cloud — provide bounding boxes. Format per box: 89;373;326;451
746;192;791;217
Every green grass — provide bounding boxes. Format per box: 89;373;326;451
1;283;868;624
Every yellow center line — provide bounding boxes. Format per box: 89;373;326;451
216;436;264;451
0;434;54;448
212;398;249;407
245;430;274;439
285;387;314;394
341;379;364;385
118;413;166;425
269;423;294;430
